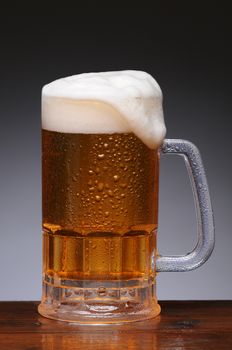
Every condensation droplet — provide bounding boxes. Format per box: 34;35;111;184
120;183;127;188
113;175;120;182
95;195;101;202
98;183;104;191
98;154;105;159
108;190;114;197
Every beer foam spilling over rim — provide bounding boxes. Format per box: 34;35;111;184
42;70;166;149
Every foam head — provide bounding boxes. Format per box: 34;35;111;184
42;70;166;149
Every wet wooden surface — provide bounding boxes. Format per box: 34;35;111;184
0;301;231;349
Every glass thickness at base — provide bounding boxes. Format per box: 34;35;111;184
38;278;160;324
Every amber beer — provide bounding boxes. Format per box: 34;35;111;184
42;130;159;282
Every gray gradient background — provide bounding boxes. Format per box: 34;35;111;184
0;10;231;300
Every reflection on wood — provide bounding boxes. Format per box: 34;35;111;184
0;301;231;349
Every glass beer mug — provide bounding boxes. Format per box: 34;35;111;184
38;71;214;323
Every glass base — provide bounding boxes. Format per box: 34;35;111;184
38;276;161;324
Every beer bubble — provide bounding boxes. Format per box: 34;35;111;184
95;167;100;174
88;180;93;186
104;143;108;148
95;195;101;202
88;170;94;175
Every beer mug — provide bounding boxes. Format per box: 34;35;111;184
38;71;214;324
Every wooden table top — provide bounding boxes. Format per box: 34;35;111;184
0;301;231;349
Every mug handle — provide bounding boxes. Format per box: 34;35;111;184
156;139;215;272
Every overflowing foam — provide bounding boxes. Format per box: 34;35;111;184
42;71;166;148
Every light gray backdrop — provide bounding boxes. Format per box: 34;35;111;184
0;14;231;300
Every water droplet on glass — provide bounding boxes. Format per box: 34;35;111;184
98;183;104;191
120;183;127;188
108;190;114;197
113;175;120;182
98;154;105;159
